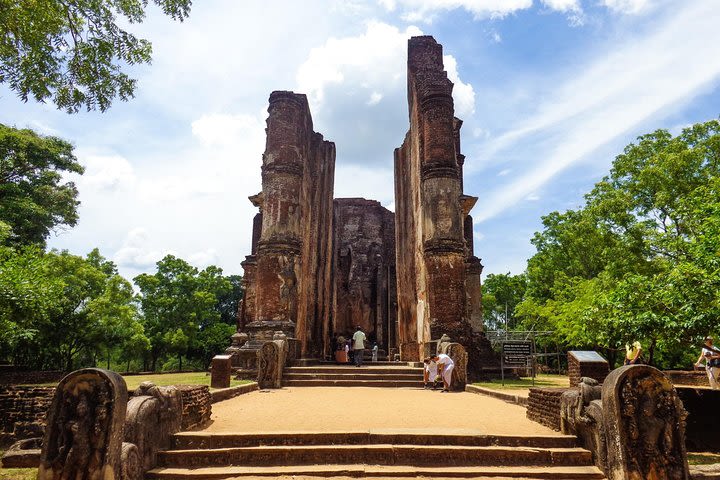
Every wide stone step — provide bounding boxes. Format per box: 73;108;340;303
283;373;422;381
172;431;581;449
281;379;424;387
146;464;606;479
284;366;423;375
156;444;593;468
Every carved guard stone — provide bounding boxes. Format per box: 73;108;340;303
38;368;128;480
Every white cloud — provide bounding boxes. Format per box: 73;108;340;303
76;154;136;192
601;0;652;15
367;91;384;105
191;113;266;147
526;193;540;201
382;0;533;22
541;0;580;11
188;249;220;268
114;228;172;269
497;169;511;176
444;55;476;117
473;2;720;222
296;21;423;109
473;230;485;241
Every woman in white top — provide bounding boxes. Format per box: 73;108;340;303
695;336;720;390
431;354;455;392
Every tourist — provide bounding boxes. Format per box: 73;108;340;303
430;353;454;392
624;341;642;365
352;326;367;367
335;336;348;364
694;336;720;390
423;357;440;390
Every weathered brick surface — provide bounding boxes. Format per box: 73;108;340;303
526;387;573;432
568;354;609;387
333;198;396;350
0;370;65;385
393;36;494;374
177;385;212;431
0;386;55;446
665;370;710;387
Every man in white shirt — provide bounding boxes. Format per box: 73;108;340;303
352;326;367;367
430;353;455;392
695;336;720;390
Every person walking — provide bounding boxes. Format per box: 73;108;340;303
352;326;367;367
695;336;720;390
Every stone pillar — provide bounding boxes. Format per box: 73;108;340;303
418;71;466;342
252;91;306;337
210;355;232;389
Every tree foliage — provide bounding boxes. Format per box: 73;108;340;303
0;0;192;112
134;255;236;371
518;120;720;368
482;272;526;331
0;124;84;246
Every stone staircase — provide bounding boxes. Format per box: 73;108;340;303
146;431;605;479
281;363;425;388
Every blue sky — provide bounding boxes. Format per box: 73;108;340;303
2;0;719;281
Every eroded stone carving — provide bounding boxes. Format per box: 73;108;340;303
440;341;468;391
38;368;127;480
603;365;689;480
257;340;288;389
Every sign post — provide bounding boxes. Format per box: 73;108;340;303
501;341;534;386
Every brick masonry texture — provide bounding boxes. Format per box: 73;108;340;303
0;386;55;446
177;385;212;431
526;387;572;431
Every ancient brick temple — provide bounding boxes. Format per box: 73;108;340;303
233;36;492;374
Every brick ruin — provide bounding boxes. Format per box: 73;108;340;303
233;36;495;376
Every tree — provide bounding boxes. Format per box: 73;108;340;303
0;0;192;112
134;255;232;371
518;120;720;368
0;124;84;246
482;273;526;331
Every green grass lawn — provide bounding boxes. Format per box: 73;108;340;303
688;452;720;466
121;372;251;391
27;371;252;390
473;373;569;390
0;467;36;479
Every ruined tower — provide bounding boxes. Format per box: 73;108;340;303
232;36;494;376
394;36;485;364
238;91;335;361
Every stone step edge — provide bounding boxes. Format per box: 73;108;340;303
465;384;529;406
172;431;580;449
146;464;605;479
161;445;591;455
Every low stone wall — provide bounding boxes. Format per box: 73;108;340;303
177;385;212;430
677;387;720;453
0;370;65;386
666;370;709;387
210;382;258;403
526;387;572;431
0;386;55;446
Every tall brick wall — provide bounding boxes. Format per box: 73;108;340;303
0;386;55;446
526;387;572;431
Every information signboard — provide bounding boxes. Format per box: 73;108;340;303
501;340;535;385
502;341;532;365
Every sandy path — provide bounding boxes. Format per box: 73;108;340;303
205;387;557;436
